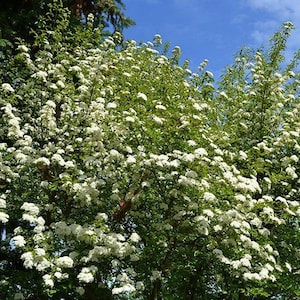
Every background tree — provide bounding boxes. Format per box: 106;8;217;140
0;0;134;44
0;2;299;299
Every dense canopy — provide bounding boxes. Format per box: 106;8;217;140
0;2;299;299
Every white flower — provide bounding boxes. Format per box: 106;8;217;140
52;153;65;166
112;284;136;295
243;272;261;281
152;115;164;124
96;213;108;221
154;34;162;44
107;102;117;109
21;252;34;269
17;45;29;52
12;235;26;247
125;116;135;122
169;159;180;168
33;71;48;81
21;202;39;215
155;104;166;110
181;153;195;162
34;157;51;166
264;263;274;272
250;241;260;251
0;212;9;223
187;140;196;146
194;148;208;157
239;150;247;160
78;85;89;94
15;152;28;163
53;272;62;279
112;287;125;295
157;56;167;64
259;268;269;279
56;80;65;88
240;257;251;268
193;103;203;111
290;154;299;162
219;91;228;99
2;83;14;93
178;175;197;187
8;117;20;127
250;217;262;227
35;247;45;256
69;66;81;73
77;267;94;283
286;166;297;179
57;256;74;268
214;148;223;156
22;213;36;223
203;192;216;202
126;155;136;164
129;232;140;243
262;206;274;216
46;100;56;108
242;221;251;231
264;244;273;253
36;257;52;271
87;13;94;23
234;194;246;202
230;220;241;228
137;92;147;101
0;198;6;209
205;71;214;78
203;209;214;218
285;262;292;272
213;225;223;232
64;161;75;168
186;170;197;178
42;274;54;287
172;46;181;56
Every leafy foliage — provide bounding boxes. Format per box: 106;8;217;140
0;0;134;44
0;3;299;299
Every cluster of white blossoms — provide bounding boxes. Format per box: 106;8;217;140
1;21;300;298
0;193;9;224
77;266;97;283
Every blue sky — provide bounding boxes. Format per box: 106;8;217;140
124;0;300;78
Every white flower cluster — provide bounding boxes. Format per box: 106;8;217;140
77;266;97;283
1;83;14;93
2;103;24;138
1;25;300;298
54;220;137;261
21;248;52;271
0;193;9;224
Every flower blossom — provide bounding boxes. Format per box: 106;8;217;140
56;256;74;268
12;235;26;247
0;212;9;223
2;83;14;93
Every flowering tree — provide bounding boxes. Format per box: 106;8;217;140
0;2;299;298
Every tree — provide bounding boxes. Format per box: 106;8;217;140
0;2;299;298
0;0;134;44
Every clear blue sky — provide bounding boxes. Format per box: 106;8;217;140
124;0;300;78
